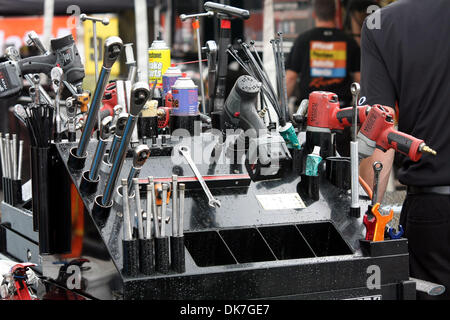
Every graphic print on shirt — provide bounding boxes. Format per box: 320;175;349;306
310;41;347;78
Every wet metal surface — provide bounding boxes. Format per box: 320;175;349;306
36;135;409;300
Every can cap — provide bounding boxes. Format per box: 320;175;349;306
182;73;187;78
171;63;176;67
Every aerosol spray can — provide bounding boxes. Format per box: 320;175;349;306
162;64;182;98
148;40;171;86
170;73;200;135
171;73;199;116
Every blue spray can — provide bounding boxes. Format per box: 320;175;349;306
171;73;199;116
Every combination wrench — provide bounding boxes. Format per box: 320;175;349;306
178;145;221;208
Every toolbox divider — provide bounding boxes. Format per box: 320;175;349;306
184;230;238;267
219;228;277;264
258;225;316;260
296;222;353;257
184;222;353;268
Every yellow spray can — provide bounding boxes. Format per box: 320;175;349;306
148;40;171;86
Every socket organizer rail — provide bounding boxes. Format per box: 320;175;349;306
0;133;414;300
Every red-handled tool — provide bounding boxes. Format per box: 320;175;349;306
306;91;371;133
100;81;118;117
358;105;436;161
363;214;377;241
10;263;37;300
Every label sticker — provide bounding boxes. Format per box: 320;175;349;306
310;41;347;78
256;193;306;211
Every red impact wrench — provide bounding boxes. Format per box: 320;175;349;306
306;91;371;134
357;105;436;160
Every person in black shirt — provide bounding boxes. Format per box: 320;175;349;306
286;0;361;108
359;0;450;300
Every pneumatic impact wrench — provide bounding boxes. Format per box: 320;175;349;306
223;75;291;177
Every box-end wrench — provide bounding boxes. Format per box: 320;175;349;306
178;145;221;208
108;112;128;164
88;116;113;181
127;145;150;191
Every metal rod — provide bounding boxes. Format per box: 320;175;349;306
172;175;178;236
410;277;446;296
195;19;206;114
17;140;23;180
5;134;10;179
146;177;154;240
93;22;98;82
160;184;168;238
134;178;144;240
122;179;133;241
277;32;289;123
0;133;5;177
179;183;185;237
12;134;17;180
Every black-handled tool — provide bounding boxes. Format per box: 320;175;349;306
171;179;185;273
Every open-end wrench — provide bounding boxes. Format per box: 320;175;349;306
178;145;221;208
372;162;383;206
364;161;384;241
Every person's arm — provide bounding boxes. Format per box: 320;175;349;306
286;70;298;97
359;19;397;201
360;149;395;202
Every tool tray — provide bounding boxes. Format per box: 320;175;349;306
10;133;412;300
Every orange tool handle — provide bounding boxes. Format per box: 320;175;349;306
371;203;394;242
